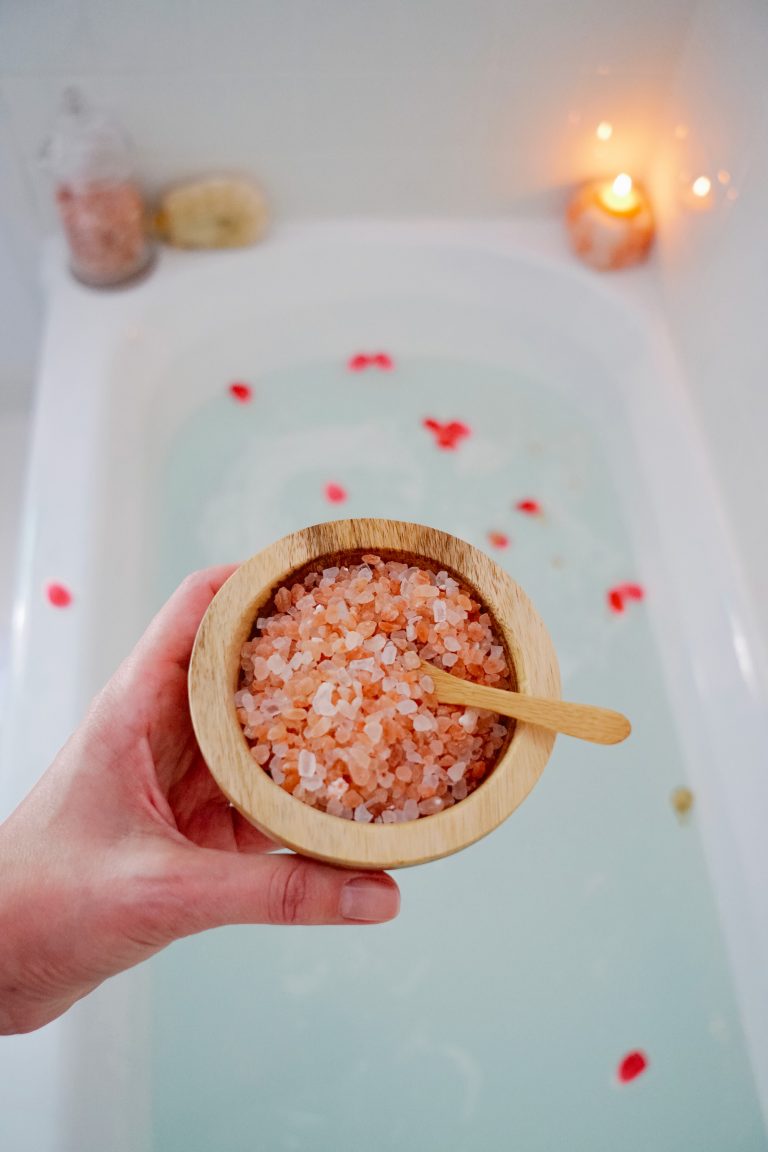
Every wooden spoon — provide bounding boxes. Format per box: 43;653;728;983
424;661;630;745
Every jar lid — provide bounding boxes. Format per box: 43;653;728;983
41;88;134;183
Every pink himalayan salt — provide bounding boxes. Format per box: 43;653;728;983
236;555;511;823
56;180;150;286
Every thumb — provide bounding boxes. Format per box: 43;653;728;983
157;847;401;937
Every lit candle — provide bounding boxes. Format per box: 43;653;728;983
598;173;642;214
566;174;654;271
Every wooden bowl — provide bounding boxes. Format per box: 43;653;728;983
189;518;560;869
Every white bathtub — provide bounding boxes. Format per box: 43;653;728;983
3;221;768;1151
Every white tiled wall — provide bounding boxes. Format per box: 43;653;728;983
0;0;696;399
0;408;30;730
649;0;768;656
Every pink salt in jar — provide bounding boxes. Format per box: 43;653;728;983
43;89;153;287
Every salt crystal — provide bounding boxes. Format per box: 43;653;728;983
433;599;447;622
443;635;461;652
402;650;421;670
306;715;332;738
354;803;373;823
327;599;349;623
297;746;315;774
419;674;435;694
381;642;397;665
311;682;336;716
397;698;417;714
447;760;468;783
364;721;383;744
337;698;361;720
412;713;435;732
344;631;363;650
458;709;479;732
403;799;420;821
441;652;458;668
422;766;439;790
267;653;286;675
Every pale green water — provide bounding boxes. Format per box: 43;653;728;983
150;358;765;1151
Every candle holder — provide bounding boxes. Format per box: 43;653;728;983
566;174;654;271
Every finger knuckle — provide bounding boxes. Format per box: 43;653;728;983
268;861;310;925
179;569;208;596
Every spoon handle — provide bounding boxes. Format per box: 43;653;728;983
426;664;631;745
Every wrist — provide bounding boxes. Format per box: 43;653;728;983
0;811;82;1034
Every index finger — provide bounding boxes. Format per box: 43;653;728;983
136;565;239;672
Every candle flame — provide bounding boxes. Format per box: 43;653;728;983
692;175;711;198
612;173;633;198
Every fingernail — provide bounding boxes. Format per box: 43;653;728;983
340;876;400;923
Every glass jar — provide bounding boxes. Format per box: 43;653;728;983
42;89;153;287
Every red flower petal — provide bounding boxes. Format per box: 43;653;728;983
608;583;645;613
348;352;394;371
228;382;252;403
324;482;348;504
488;532;510;549
617;1050;648;1084
422;418;471;450
516;499;542;516
46;582;72;608
620;583;644;601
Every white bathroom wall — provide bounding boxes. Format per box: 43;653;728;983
649;0;768;659
0;0;696;401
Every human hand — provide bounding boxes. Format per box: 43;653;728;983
0;567;400;1035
